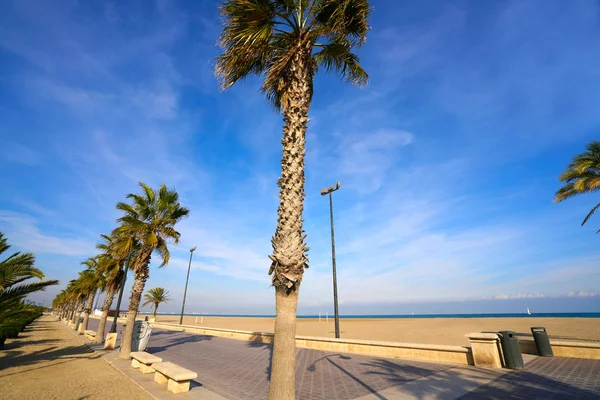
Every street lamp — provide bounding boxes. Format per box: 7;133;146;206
110;251;133;334
179;246;197;325
321;181;341;339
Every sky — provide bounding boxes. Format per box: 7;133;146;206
1;0;599;315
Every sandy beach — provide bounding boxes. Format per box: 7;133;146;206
144;315;600;346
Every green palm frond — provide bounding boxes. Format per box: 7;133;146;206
0;280;59;305
555;141;600;225
0;256;43;290
216;0;371;111
112;182;189;271
142;287;171;307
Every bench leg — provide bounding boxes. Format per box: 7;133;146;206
154;371;168;385
139;364;155;374
168;379;191;394
131;359;141;369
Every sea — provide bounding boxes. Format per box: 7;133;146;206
160;312;600;319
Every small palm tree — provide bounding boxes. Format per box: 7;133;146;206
114;182;189;359
215;1;371;397
0;232;58;347
555;141;600;225
143;287;171;319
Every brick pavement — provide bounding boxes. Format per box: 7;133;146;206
86;318;600;399
459;356;600;399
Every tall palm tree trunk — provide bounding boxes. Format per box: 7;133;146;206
268;48;312;400
95;285;115;343
119;253;151;359
269;290;299;399
71;299;82;325
80;289;96;334
153;304;158;319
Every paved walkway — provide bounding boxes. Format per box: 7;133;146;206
86;318;600;399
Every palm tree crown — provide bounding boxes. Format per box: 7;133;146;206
114;182;190;270
216;0;370;109
143;287;171;317
555;141;600;225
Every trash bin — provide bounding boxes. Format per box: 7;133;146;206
531;326;553;357
498;331;524;369
131;320;153;351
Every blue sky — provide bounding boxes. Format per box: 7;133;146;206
1;0;599;315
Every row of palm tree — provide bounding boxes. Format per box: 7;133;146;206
0;232;58;349
52;182;189;359
53;0;373;395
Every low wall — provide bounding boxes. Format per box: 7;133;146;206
150;321;473;365
519;339;600;360
90;315;599;363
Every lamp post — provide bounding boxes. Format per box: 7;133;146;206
179;246;197;325
321;181;341;339
110;251;133;334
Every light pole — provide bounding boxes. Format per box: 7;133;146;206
110;251;133;334
179;246;197;325
321;181;341;338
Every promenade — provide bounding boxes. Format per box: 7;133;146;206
85;317;600;399
0;315;151;400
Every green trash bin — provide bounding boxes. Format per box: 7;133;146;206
531;326;553;357
498;331;524;369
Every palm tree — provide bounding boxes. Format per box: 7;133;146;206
114;182;189;358
555;141;600;225
77;258;103;334
142;287;171;319
93;234;130;344
0;232;58;347
215;1;371;397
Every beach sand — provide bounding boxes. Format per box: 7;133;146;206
0;314;151;400
146;315;600;346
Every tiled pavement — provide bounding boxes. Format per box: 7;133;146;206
459;357;600;399
85;318;600;399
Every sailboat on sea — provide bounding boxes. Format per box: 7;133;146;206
527;307;531;315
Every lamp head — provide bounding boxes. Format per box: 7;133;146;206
320;188;329;196
190;246;197;252
336;181;341;190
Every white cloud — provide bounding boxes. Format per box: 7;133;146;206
0;211;95;256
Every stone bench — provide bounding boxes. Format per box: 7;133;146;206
84;330;96;340
153;361;197;393
130;351;162;374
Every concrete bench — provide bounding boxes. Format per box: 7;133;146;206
84;330;96;340
130;351;162;374
153;361;197;393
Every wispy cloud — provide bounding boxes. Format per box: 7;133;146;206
2;0;600;313
0;211;95;256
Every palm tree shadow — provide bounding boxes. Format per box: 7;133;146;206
306;353;388;399
0;343;100;372
361;358;600;400
247;335;273;381
146;332;213;353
